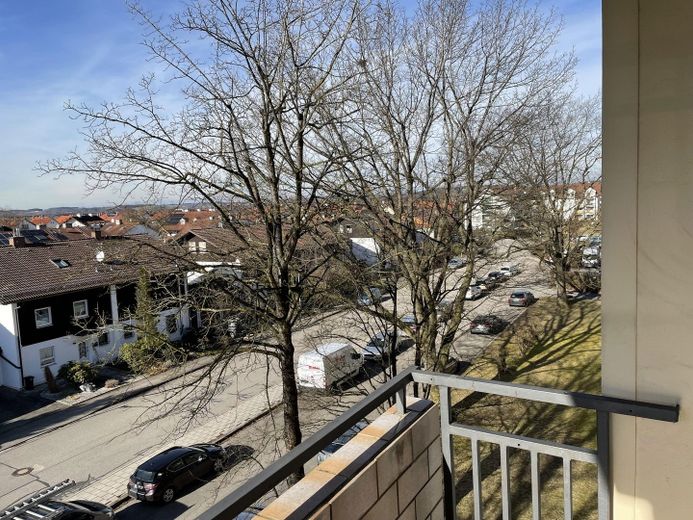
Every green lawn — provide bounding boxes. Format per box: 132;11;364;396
451;298;601;519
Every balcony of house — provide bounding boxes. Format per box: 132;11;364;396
197;368;678;520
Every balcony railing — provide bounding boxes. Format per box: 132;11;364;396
199;367;679;520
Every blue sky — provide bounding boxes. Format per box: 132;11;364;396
0;0;601;210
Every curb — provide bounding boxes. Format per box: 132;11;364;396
108;391;283;510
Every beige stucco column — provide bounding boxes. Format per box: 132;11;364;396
603;1;693;518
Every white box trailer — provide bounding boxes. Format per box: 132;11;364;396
297;343;363;390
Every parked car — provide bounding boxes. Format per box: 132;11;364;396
508;290;536;307
465;285;483;300
42;501;114;519
356;287;383;306
486;270;509;282
475;276;498;290
316;421;369;463
400;313;417;334
581;246;601;268
363;330;405;361
297;343;363;389
447;257;466;269
128;444;229;503
470;314;508;334
499;264;521;277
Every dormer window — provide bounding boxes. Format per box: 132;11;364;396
50;258;70;269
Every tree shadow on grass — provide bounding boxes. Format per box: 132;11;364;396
450;299;601;519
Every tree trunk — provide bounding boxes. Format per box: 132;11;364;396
555;259;569;301
280;324;304;485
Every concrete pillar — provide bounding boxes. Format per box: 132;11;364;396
603;1;693;518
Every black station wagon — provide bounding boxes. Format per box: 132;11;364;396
128;444;228;504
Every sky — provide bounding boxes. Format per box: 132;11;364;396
0;0;602;210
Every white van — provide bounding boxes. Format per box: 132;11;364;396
297;343;363;390
499;264;521;277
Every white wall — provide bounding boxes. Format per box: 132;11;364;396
21;326;134;386
603;1;692;518
0;304;22;389
157;307;188;341
350;237;380;266
19;304;190;387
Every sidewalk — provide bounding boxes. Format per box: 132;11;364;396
0;356;216;451
59;384;283;507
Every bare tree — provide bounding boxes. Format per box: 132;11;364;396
501;94;601;299
329;0;574;382
42;0;363;482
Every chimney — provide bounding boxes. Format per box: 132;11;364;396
91;229;102;240
9;236;26;248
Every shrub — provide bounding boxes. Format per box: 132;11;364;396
58;361;98;387
119;333;169;374
104;378;120;389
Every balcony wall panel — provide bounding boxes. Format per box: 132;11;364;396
603;1;693;518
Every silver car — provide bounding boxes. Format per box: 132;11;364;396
363;330;405;361
508;290;536;307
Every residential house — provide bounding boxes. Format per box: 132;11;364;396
0;239;190;390
546;181;602;221
28;216;60;229
331;217;382;266
60;214;106;229
160;208;224;236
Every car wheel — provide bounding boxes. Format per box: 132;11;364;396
161;487;176;504
214;457;225;473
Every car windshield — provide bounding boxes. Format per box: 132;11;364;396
134;469;157;483
511;292;526;298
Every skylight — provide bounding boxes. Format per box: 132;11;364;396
50;258;71;269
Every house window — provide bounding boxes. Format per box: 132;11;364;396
39;346;55;367
97;332;109;346
34;307;52;328
77;341;88;359
198;241;207;251
188;242;197;252
345;225;353;234
166;315;178;334
73;300;88;319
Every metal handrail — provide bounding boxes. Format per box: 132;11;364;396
198;368;679;520
411;371;679;422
